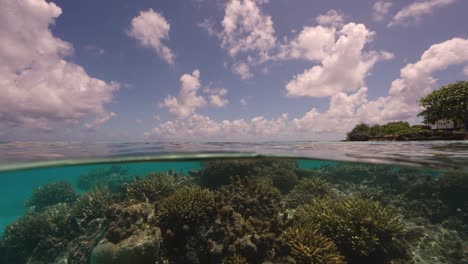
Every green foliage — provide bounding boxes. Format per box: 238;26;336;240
1;204;71;263
121;172;174;202
27;181;79;211
294;197;407;263
286;178;335;208
418;81;468;127
71;186;112;226
157;186;215;231
280;227;345;264
347;121;425;139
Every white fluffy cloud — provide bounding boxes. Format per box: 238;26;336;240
204;88;230;107
159;70;207;118
145;113;289;141
232;62;254;79
315;10;344;28
0;0;118;132
221;0;276;58
372;1;393;22
377;37;468;120
85;112;116;130
285;22;387;97
388;0;456;27
128;9;175;64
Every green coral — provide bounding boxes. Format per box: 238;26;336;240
1;204;72;263
279;227;345;264
286;178;335;208
294;197;408;263
157;186;216;232
121;172;174;203
26;181;79;211
72;186;112;227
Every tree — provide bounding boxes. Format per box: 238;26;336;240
418;81;468;130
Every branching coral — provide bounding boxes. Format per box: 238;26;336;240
218;176;282;222
27;181;79;211
157;186;216;232
286;178;335;208
279;227;345;264
72;186;112;227
294;197;409;263
121;172;175;203
1;204;72;263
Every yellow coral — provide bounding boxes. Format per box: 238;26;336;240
280;227;345;264
157;186;215;231
294;197;406;261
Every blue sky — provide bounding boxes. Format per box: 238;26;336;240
1;0;467;142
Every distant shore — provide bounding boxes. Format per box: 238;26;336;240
347;130;467;141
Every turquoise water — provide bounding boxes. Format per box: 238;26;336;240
0;142;467;263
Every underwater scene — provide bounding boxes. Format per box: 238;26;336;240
0;156;467;264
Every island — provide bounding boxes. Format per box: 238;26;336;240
347;81;467;141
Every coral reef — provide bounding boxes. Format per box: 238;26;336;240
120;172;175;203
1;203;72;263
157;186;216;232
3;159;468;264
279;227;345;264
72;186;112;227
286;178;335;208
294;197;410;263
26;181;79;211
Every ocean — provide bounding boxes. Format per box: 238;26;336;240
0;141;466;263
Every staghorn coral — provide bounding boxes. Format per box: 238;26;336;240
286;178;335;208
294;197;409;263
279;227;345;264
218;176;282;223
121;172;175;203
157;186;216;232
221;254;248;264
27;181;79;211
72;186;112;227
1;203;72;263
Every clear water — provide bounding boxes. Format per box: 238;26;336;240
0;142;467;263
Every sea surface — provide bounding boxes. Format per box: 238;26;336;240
0;141;467;263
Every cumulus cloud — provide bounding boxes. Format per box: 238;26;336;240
285;22;382;97
372;1;393;22
204;88;230;107
144;113;289;141
315;9;344;28
128;9;175;64
232;62;254;79
159;70;207;118
221;0;276;58
378;37;468;120
0;0;118;133
388;0;456;27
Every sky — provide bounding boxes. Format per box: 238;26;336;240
1;0;467;142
